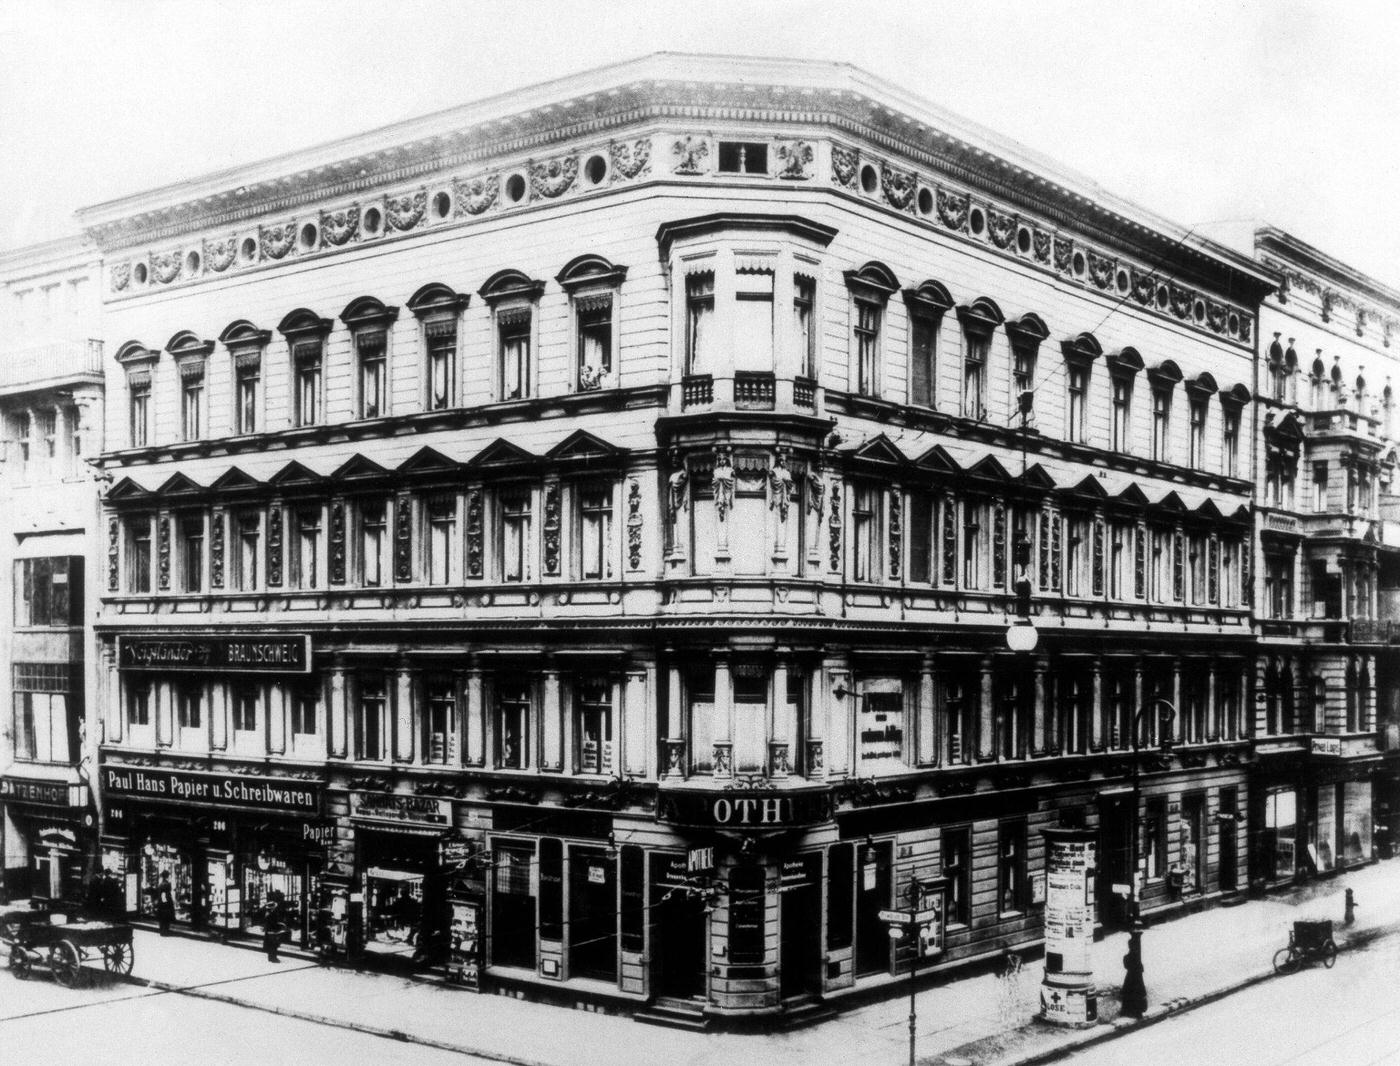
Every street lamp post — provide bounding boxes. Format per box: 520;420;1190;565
1120;698;1176;1018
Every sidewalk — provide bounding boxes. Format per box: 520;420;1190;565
93;861;1400;1066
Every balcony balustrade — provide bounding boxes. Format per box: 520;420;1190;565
0;338;103;393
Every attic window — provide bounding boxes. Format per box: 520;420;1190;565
718;142;768;175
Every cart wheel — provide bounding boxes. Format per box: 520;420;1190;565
9;944;31;980
102;941;134;976
1321;940;1338;969
1273;946;1299;975
49;940;81;988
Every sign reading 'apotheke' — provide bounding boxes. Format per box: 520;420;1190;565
102;766;322;814
117;634;311;674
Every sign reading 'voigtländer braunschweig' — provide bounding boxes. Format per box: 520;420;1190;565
117;634;311;673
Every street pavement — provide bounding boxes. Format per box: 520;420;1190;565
1;860;1397;1066
1058;918;1400;1066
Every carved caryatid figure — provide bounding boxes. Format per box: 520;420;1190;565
712;446;735;521
667;451;689;525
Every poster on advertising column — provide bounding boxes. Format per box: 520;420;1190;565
1044;832;1096;975
1040;827;1098;1028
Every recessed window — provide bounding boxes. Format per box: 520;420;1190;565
499;491;532;583
233;511;260;592
133;263;148;285
425;320;456;410
180;363;204;441
576;296;613;390
495;684;530;769
425;493;457;586
685;272;715;375
584;154;607;184
129;377;151;448
505;173;527;203
239;237;257;263
1017;228;1032;254
293;341;323;427
577;485;613;581
860;164;878;194
969;207;986;235
357;330;388;419
717;141;768;174
363;207;383;235
1193;300;1207;323
234;355;260;435
179;515;204;593
1156;285;1170;310
499;310;531;400
359;500;388;587
126;515;153;593
574;678;613;774
299;222;318;251
1072;251;1086;277
432;191;452;219
917;188;935;216
1116;269;1130;293
185;250;201;275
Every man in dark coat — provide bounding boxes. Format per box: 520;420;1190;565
155;872;175;936
263;890;287;962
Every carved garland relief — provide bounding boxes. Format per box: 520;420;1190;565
626;480;643;570
210;511;225;588
386;191;427;232
529;155;578;199
107;516;120;591
267;507;283;586
321;205;360;247
260;221;297;261
455;174;499;216
465;490;483;578
329;502;347;585
543;485;561;576
393;494;413;582
609;138;651;181
205;236;236;273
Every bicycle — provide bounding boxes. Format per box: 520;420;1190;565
1273;919;1337;974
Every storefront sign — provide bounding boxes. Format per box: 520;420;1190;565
117;634;311;674
442;839;474;867
687;846;715;874
0;776;76;808
779;858;814;892
1311;737;1343;757
301;821;336;847
101;765;322;814
657;788;835;828
350;792;450;826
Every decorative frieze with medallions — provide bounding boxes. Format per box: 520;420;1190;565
609;138;651;181
454;174;498;216
386;190;426;232
530;155;578;199
776;140;812;180
150;250;182;284
880;163;916;212
204;236;236;273
987;208;1017;250
321;205;360;247
260;221;296;261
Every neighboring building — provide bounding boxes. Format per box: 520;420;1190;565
1251;227;1400;888
78;55;1276;1020
0;235;105;900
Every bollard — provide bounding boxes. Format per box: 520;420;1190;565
1344;888;1357;927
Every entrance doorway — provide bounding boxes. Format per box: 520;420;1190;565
568;845;616;981
1219;787;1239;892
779;855;822;997
650;853;706;1000
1098;793;1133;927
491;841;537;970
855;840;892;976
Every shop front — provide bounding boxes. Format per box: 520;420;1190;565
100;762;324;940
0;771;93;902
349;791;454;965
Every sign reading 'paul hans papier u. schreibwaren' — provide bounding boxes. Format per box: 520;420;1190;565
117;634;311;673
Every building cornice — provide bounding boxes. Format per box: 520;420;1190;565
77;54;1273;306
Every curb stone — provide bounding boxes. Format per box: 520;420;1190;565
117;971;552;1066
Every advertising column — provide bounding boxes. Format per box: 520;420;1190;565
1040;827;1097;1027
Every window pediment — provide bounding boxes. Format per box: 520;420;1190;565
340;295;400;331
479;269;545;307
277;307;333;342
219;319;272;350
555;254;628;294
407;282;470;319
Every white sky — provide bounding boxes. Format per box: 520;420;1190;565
2;0;1398;286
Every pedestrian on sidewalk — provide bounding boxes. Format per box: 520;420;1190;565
155;872;175;937
263;891;287;963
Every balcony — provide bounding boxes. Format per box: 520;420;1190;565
0;338;104;395
681;374;713;408
793;375;816;410
1263;512;1301;536
1306;408;1377;440
734;370;775;410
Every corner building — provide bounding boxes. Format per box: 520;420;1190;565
83;55;1274;1020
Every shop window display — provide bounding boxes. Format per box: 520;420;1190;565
363;869;423;958
243;852;305;944
140;842;196;924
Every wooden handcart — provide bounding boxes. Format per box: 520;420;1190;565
5;913;134;987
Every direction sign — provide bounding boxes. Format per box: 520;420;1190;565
879;908;941;925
